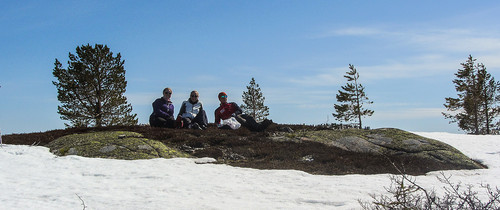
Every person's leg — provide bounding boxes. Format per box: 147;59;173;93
152;116;168;127
149;115;158;127
165;117;176;128
260;119;273;131
193;110;208;128
236;114;272;131
236;114;260;131
219;124;232;130
182;117;192;128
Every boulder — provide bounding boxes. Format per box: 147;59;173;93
291;128;483;170
46;131;189;160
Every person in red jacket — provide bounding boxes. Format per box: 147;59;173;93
214;92;272;131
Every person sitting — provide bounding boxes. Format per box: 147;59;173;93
149;88;176;128
214;92;272;132
177;90;208;130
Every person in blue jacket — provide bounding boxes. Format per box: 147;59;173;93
149;87;176;128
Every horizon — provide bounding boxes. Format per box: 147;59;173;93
1;1;500;135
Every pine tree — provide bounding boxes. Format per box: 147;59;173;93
333;64;374;129
477;63;500;134
52;44;138;127
241;77;269;122
443;55;500;134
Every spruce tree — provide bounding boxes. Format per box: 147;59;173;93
477;63;500;134
241;77;269;122
443;55;499;134
333;64;374;129
52;44;138;127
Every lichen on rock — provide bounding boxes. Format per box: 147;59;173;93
290;128;483;170
46;131;189;160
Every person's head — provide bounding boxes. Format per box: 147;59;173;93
163;87;172;100
190;90;199;102
218;92;228;104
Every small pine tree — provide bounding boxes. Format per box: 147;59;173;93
477;63;500;134
241;77;270;122
443;55;500;134
52;44;138;127
333;64;374;129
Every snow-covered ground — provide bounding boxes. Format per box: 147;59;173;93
0;132;499;209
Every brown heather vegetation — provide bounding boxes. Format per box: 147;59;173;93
2;124;480;175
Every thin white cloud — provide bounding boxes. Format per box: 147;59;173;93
294;25;500;87
285;55;458;87
287;69;344;87
316;26;500;53
360;58;458;80
249;88;333;109
125;92;157;106
313;27;387;38
408;29;500;53
474;54;500;70
372;108;447;120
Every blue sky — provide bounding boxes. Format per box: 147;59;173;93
1;0;500;134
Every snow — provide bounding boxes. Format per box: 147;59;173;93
0;132;499;209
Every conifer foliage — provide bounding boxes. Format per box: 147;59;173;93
443;55;500;134
52;44;138;128
241;77;269;122
333;64;374;129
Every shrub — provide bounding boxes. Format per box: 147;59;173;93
360;171;500;209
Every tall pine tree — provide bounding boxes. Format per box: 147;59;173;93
333;64;374;129
52;44;138;127
443;55;499;134
241;77;269;122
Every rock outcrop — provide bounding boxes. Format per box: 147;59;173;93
276;128;483;170
46;131;189;160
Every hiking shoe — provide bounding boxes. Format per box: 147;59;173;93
255;119;273;131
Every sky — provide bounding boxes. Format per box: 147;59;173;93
1;0;500;134
1;132;499;209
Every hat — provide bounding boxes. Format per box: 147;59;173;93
218;92;227;98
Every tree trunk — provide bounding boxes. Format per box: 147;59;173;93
485;99;490;134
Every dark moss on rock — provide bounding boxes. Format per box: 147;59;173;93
291;128;483;170
46;131;189;160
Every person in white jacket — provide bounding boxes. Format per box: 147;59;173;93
177;90;208;129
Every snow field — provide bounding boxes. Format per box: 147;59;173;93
0;132;498;209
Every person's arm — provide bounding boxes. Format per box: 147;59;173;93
152;99;168;119
214;107;221;124
232;102;243;115
167;103;174;118
178;101;186;118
